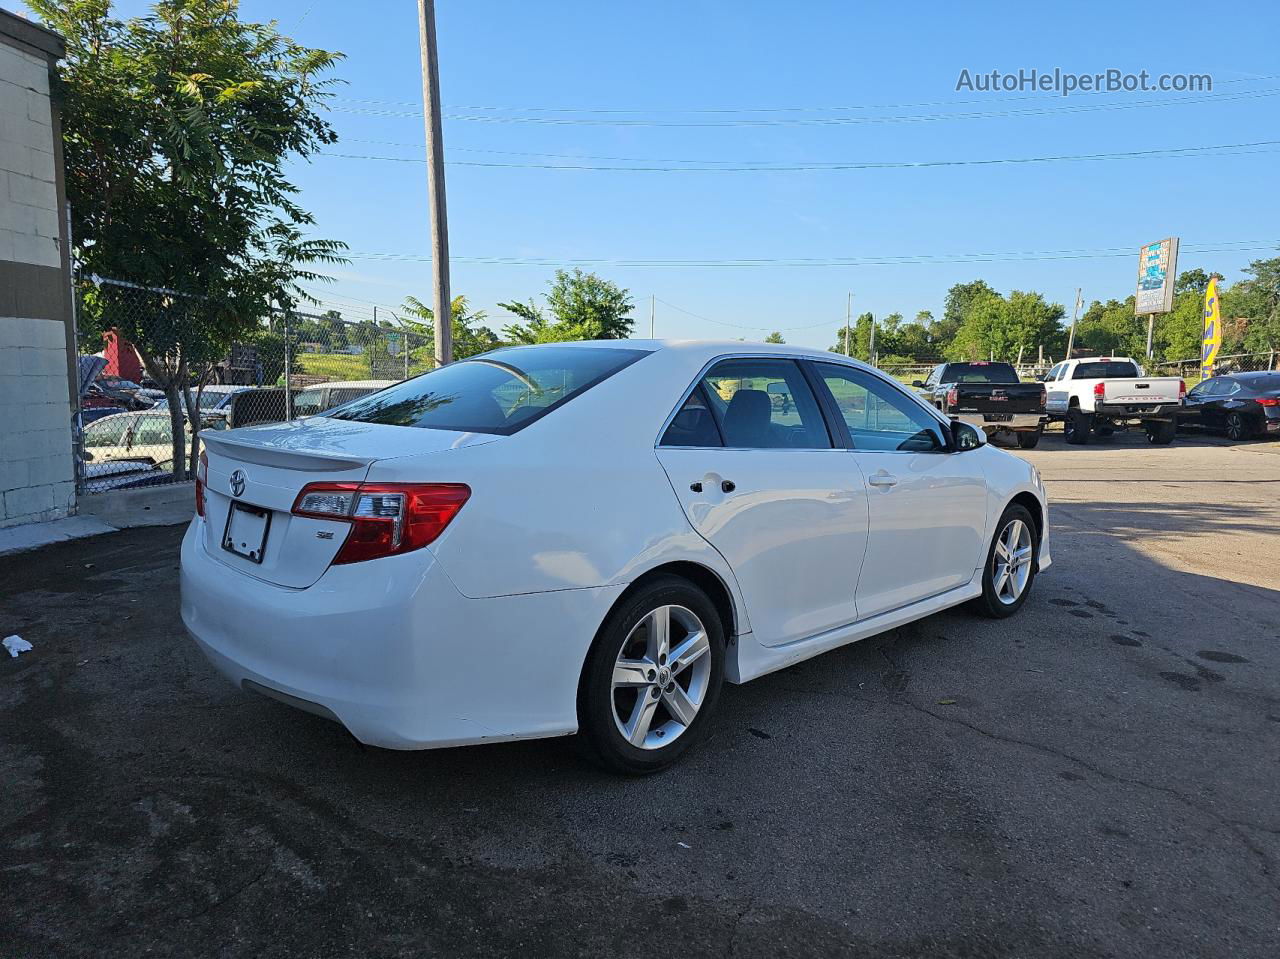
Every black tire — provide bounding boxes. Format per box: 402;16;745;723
970;503;1039;619
1225;412;1255;442
1015;427;1042;449
577;576;725;775
1064;409;1092;445
1145;419;1176;445
1095;424;1115;436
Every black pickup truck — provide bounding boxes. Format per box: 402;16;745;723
913;362;1048;448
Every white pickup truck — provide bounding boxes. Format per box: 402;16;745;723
1043;357;1184;445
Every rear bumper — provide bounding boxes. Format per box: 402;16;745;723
1094;402;1180;420
952;412;1046;430
180;518;624;749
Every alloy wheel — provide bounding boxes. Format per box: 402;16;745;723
610;605;712;750
1226;414;1246;441
992;519;1034;605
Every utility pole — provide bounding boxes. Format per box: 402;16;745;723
650;294;655;339
417;0;452;366
868;314;877;366
1065;287;1082;359
844;293;852;356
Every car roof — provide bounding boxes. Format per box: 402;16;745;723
483;339;874;367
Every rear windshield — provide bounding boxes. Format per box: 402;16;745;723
1073;361;1140;379
1243;374;1280;391
327;345;650;434
944;362;1019;384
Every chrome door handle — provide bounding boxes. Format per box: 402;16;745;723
867;474;898;488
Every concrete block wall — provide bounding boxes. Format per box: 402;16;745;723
2;13;74;529
0;317;76;527
0;40;61;270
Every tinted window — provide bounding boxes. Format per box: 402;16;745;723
293;388;326;416
134;416;172;446
329;346;650;434
814;363;946;452
1073;361;1140;379
699;359;830;449
84;416;132;447
661;387;722;447
1245;374;1280;392
943;362;1019;384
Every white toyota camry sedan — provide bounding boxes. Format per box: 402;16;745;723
181;341;1049;773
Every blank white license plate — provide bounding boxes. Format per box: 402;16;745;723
222;502;271;564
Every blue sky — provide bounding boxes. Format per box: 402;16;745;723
26;0;1280;347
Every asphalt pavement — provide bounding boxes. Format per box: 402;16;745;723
2;427;1278;957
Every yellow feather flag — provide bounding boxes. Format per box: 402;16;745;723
1201;277;1221;380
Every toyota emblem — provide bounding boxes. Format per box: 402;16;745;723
229;469;247;497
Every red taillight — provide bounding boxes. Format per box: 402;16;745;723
1179;379;1187;400
195;450;208;517
1093;382;1106;398
945;387;958;407
292;482;471;564
1258;397;1280;407
1039;387;1047;409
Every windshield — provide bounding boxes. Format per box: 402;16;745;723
328;345;651;433
1074;361;1141;379
946;362;1019;384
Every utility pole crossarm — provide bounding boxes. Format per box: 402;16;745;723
418;0;452;366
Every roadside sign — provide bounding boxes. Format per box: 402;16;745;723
1135;238;1179;316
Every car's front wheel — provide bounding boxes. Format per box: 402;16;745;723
971;504;1039;619
577;577;725;774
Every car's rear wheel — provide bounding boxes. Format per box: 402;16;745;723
971;504;1038;619
577;577;725;774
1225;412;1255;441
1145;419;1176;444
1064;409;1092;445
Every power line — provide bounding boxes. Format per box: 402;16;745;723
340;240;1278;269
328;76;1280;122
655;298;844;333
326;87;1280;127
321;139;1280;173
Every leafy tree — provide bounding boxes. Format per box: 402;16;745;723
948;290;1064;362
829;312;874;359
764;331;785;344
499;269;634;343
401;295;501;362
1230;257;1280;352
1073;298;1144;358
39;0;345;477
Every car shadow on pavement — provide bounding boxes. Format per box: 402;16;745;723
2;519;1279;957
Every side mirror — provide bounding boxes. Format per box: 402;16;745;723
952;421;985;451
911;380;925;388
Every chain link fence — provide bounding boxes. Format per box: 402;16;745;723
73;276;435;493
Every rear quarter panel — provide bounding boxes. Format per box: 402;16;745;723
366;351;751;620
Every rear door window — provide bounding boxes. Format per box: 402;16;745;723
329;346;650;434
660;386;722;447
697;358;830;449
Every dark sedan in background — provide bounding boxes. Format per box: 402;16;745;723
1181;372;1280;440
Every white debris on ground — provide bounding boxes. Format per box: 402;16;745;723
3;636;33;658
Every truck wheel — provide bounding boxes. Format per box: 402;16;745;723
1015;427;1042;449
1225;412;1255;442
1145;420;1176;445
1064;409;1092;445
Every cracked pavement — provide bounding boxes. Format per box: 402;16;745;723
2;428;1278;957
